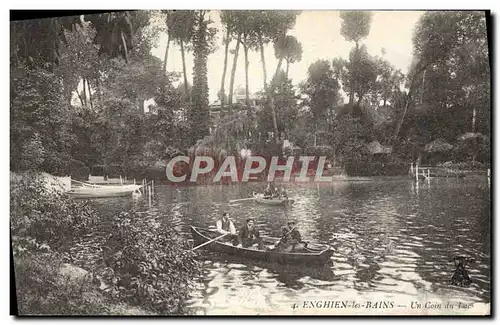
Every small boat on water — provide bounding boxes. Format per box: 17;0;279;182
190;226;333;265
66;183;143;199
252;192;294;206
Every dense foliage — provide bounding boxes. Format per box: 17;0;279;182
10;10;490;180
10;174;96;250
99;211;202;314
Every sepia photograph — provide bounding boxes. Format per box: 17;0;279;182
9;8;491;316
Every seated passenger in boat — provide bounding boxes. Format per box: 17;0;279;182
263;183;273;197
237;218;264;249
280;187;288;200
216;212;238;245
276;221;306;252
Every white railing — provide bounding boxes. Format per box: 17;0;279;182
409;163;431;181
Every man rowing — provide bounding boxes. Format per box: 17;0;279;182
237;218;264;249
216;212;238;245
276;221;306;252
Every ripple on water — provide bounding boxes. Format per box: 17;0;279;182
90;180;491;314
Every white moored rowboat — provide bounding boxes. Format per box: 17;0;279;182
66;182;143;199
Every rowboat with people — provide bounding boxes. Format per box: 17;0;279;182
252;192;294;206
190;226;333;265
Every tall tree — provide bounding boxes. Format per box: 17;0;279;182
231;11;255;106
189;10;218;144
218;11;236;112
166;10;196;101
332;45;378;117
300;60;340;146
247;11;300;90
282;36;303;79
372;57;404;108
339;11;373;106
267;34;301;142
163;33;170;72
393;11;489;141
160;10;171;72
259;70;298;141
228;33;241;110
350;45;378;108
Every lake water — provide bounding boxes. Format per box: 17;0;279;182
90;177;491;315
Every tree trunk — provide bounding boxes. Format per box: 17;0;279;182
82;78;87;107
393;61;428;140
393;87;413;140
268;56;284;143
357;96;363;107
228;33;241;112
138;98;144;115
259;34;267;89
87;79;93;110
120;31;129;63
219;28;230;112
314;122;318;146
274;57;284;81
472;107;476;133
243;41;250;106
96;78;101;103
163;34;170;72
285;59;290;80
420;69;426;104
180;40;189;101
349;42;359;106
77;91;85;107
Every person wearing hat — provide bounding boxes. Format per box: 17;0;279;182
277;220;303;252
237;218;264;249
263;183;272;197
216;212;238;245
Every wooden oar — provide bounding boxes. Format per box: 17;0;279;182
229;197;257;203
190;233;229;251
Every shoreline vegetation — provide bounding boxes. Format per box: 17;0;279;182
11;173;202;315
10;10;490;315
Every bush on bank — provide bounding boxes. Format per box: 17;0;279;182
101;211;202;314
11;173;201;315
10;172;97;251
